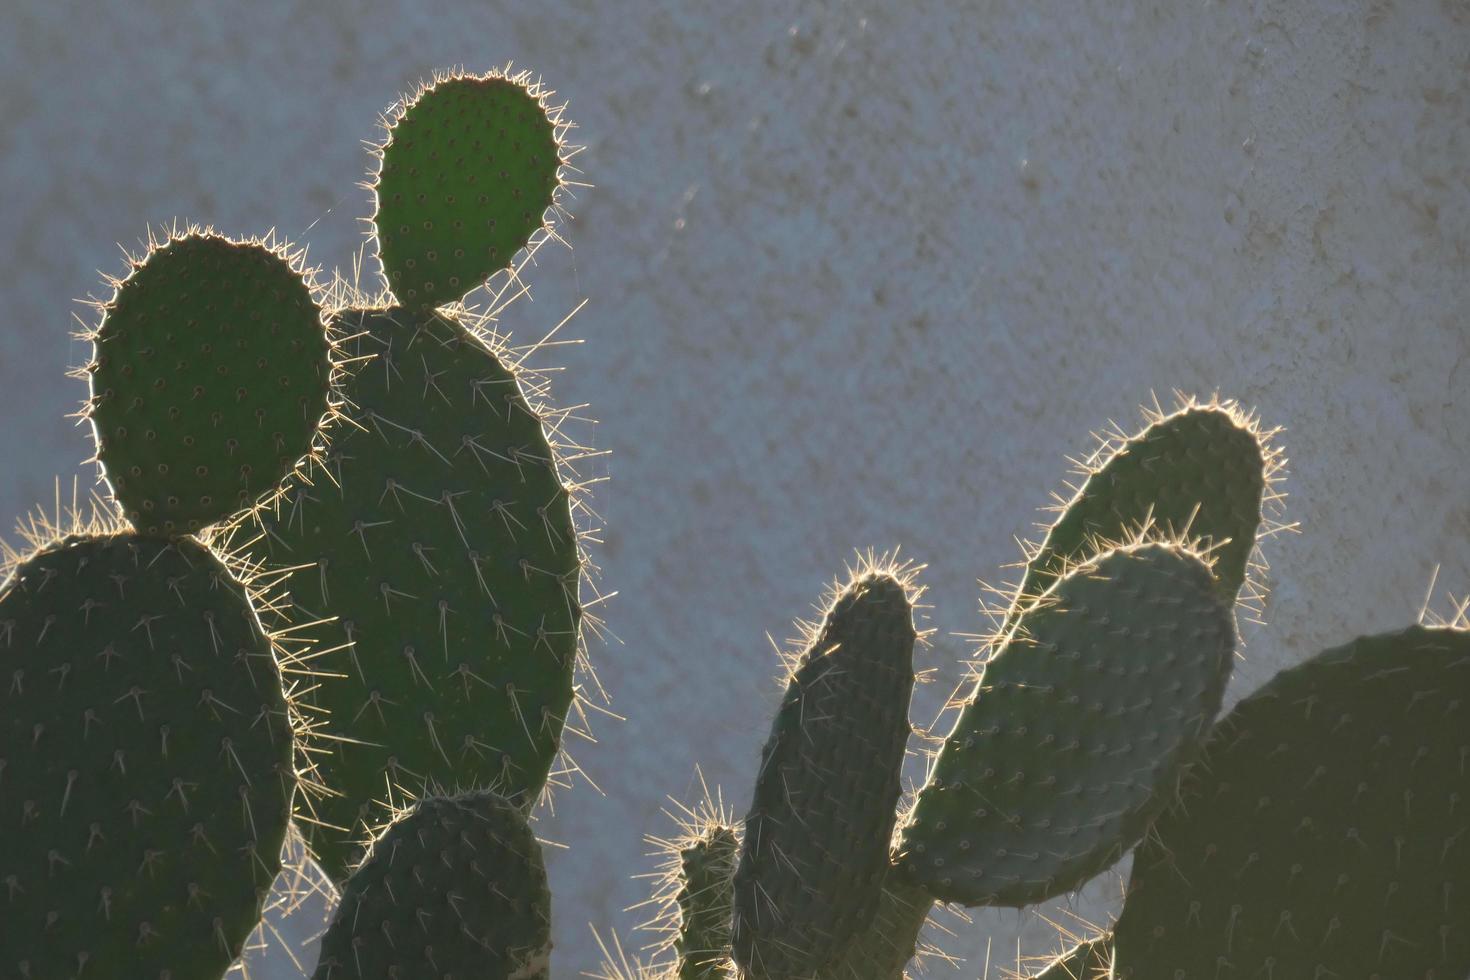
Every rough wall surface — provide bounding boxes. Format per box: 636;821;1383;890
1;1;1466;975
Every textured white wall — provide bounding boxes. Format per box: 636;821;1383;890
2;1;1467;976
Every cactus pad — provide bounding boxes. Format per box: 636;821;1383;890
1111;624;1470;978
373;70;564;310
254;305;581;882
313;789;551;980
732;571;917;979
88;231;331;534
1016;401;1272;617
675;824;739;980
0;531;294;978
896;543;1235;906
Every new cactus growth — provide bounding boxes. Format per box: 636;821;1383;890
1106;623;1470;978
84;230;333;535
373;72;566;311
0;522;295;978
675;824;739;980
312;789;552;980
731;568;919;979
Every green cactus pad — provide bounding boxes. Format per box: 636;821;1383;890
1111;624;1470;978
812;874;932;980
253;306;581;882
89;231;332;535
373;71;563;310
1030;937;1113;980
676;824;739;980
312;789;551;980
0;532;294;978
732;572;917;979
1015;402;1270;619
895;543;1235;907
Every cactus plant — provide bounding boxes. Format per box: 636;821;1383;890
312;788;552;980
243;67;590;884
5;52;1467;980
0;507;297;978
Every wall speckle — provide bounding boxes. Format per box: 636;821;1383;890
1;1;1466;975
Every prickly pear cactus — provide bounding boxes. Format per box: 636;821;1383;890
674;823;739;980
374;69;566;310
85;230;332;535
312;789;552;980
1110;624;1470;978
259;304;581;881
895;542;1236;907
1014;399;1277;618
0;529;295;978
732;568;918;979
248;67;584;883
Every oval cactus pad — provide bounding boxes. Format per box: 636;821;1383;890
0;532;294;977
88;231;331;535
373;70;564;311
897;543;1235;906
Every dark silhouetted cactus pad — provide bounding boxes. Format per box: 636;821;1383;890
0;532;294;978
1112;624;1470;978
897;543;1234;906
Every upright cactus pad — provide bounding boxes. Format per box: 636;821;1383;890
674;824;739;980
1111;624;1470;978
1014;399;1276;619
255;305;581;882
87;230;332;534
0;530;294;978
732;570;917;979
896;543;1235;906
313;789;552;980
373;70;565;310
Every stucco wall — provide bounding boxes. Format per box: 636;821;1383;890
2;1;1467;975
